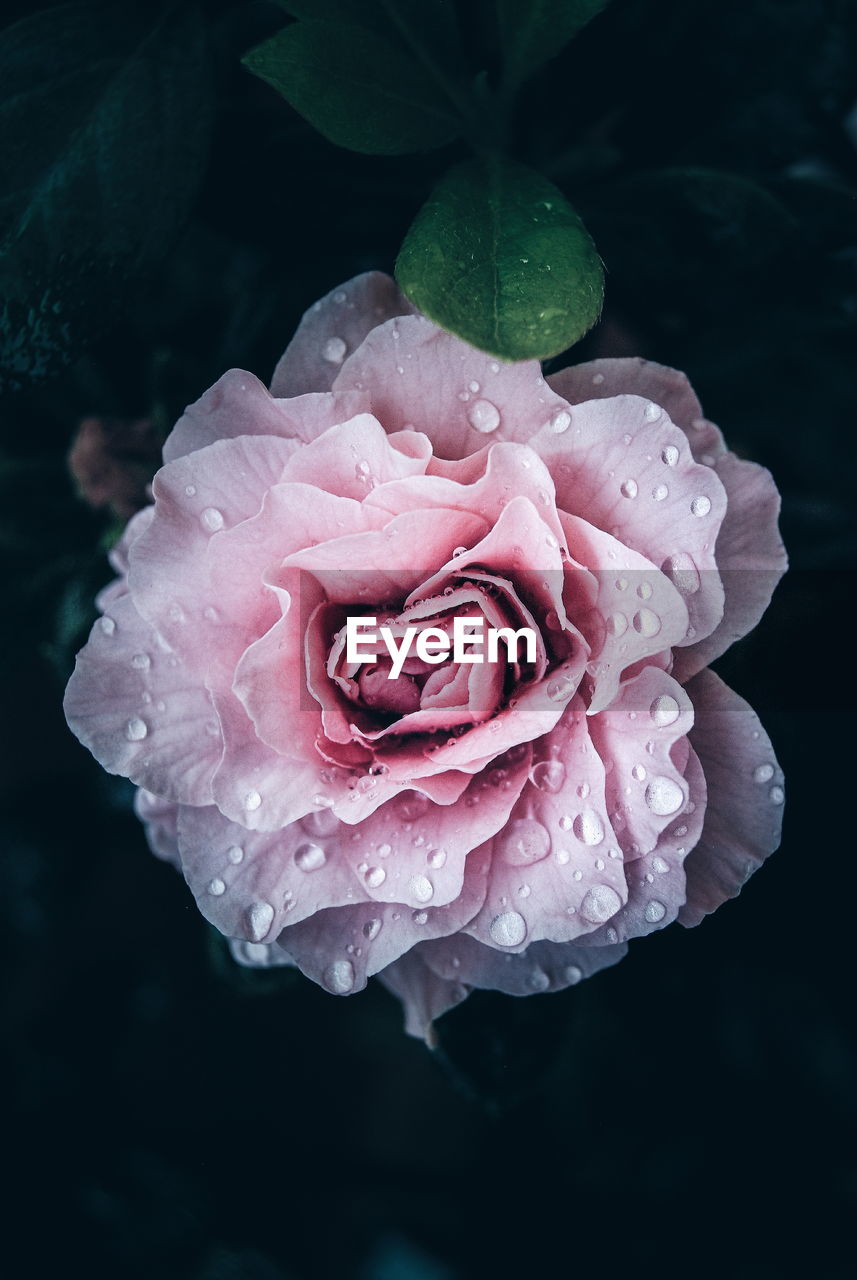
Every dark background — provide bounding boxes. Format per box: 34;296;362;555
2;2;856;1277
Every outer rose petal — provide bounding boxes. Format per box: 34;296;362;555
163;367;369;462
419;932;627;998
528;395;727;650
63;593;222;805
548;358;787;683
375;949;471;1046
576;748;707;946
679;669;784;926
270;271;417;397
333;316;572;460
134;788;180;867
127;435;297;674
278;842;492;995
671;451;787;681
468;698;627;950
177;804;368;942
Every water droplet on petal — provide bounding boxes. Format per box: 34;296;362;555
650;693;680;727
410;874;434;902
208;878;226;896
620;479;638;499
769;785;784;805
131;652;151;670
364;866;386;888
632;764;647;781
324;959;355;993
295;842;327;872
227;845;244;864
499;819;551;866
100;616;116;636
690;495;711;517
637;581;653;600
247;901;274;941
580;884;621;923
489;910;527;947
362;918;382;941
608;611;628;637
753;763;774;783
644;402;661;421
550;409;572;434
394;792;431;822
428;848;447;869
126;717;148;741
573;810;605;846
645;776;684;815
467;399;501;433
546;673;576;702
645;900;667;923
661;445;679;466
244;790;262;812
185;484;197;497
564;964;583;984
412;909;428;924
652;855;669;874
322;336;347;364
652;483;669;502
532;760;566;794
633;608;661;637
662;552;701;594
200;507;224;533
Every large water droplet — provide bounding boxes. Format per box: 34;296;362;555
362;918;382;941
662;552;700;594
633;608;661;637
208;877;226;896
322;336;347;364
126;717;148;741
650;693;680;727
200;507;224;533
573;810;605;846
324;959;355;993
550;409;571;434
394;792;431;822
579;884;621;923
428;848;447;868
247;901;274;941
499;818;551;866
644;900;667;923
531;760;566;794
295;842;327;872
690;495;711;517
489;910;527;947
661;445;679;467
546;673;576;702
645;776;684;815
244;790;262;812
467;399;501;433
364;866;386;888
753;763;774;783
620;479;638;499
409;874;434;902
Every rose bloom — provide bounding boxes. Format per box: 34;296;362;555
64;273;786;1042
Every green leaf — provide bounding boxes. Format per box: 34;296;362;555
242;19;460;155
497;0;609;89
0;3;212;393
395;156;604;360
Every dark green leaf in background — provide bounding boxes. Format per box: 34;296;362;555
242;17;462;156
496;0;609;90
0;2;212;394
396;155;604;359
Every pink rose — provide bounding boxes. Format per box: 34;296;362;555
64;272;786;1042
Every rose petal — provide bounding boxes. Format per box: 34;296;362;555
280;414;431;499
375;948;471;1046
334;316;572;460
419;931;627;996
63;593;222;805
270;271;417;397
679;669;784;926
